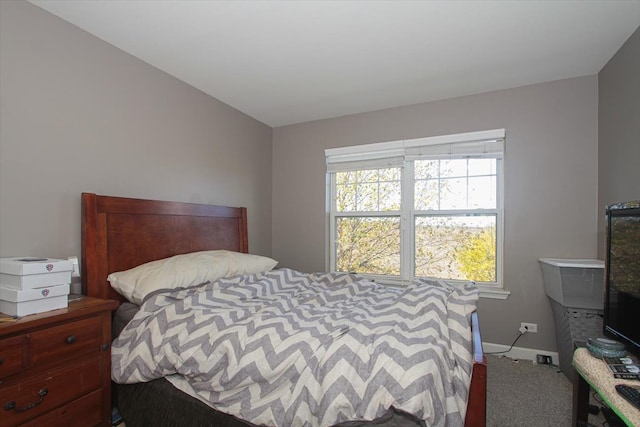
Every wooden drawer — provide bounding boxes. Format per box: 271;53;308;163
29;316;101;367
0;335;27;381
0;356;102;426
19;388;104;427
0;297;117;427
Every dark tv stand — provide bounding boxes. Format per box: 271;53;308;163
572;348;639;426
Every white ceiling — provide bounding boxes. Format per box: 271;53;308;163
30;1;640;127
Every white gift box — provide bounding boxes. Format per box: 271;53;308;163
0;283;70;317
0;257;73;289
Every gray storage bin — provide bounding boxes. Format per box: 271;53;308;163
549;299;603;378
539;258;605;378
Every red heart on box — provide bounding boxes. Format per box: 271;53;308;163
41;289;50;297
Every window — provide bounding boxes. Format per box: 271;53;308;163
326;129;504;290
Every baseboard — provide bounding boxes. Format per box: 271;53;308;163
483;342;559;365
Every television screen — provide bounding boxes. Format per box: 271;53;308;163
604;201;640;357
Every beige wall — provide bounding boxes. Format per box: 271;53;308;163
598;26;640;255
273;76;599;352
0;1;273;259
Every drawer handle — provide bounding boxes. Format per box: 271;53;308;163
4;388;48;412
66;335;77;344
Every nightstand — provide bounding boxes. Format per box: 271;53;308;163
0;297;117;427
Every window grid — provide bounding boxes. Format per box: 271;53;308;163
330;157;502;286
327;130;504;289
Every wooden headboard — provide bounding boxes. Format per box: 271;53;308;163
81;193;248;302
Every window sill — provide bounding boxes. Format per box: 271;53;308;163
477;285;510;300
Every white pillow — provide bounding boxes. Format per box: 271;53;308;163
107;250;278;304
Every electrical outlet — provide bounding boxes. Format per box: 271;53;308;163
536;354;552;364
519;322;538;334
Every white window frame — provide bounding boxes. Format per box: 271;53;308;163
326;129;509;299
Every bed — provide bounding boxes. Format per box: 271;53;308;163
81;192;487;427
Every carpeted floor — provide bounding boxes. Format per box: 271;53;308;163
487;355;607;426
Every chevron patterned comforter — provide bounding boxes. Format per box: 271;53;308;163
112;269;478;427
